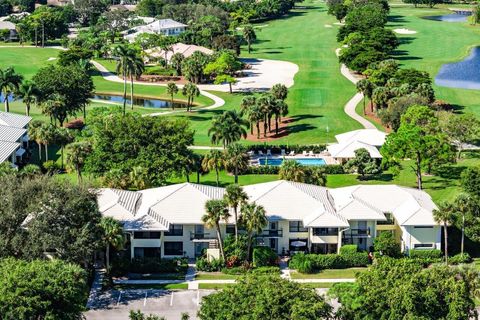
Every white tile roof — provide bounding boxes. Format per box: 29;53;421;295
0;140;20;163
145;43;213;61
147;19;187;30
327;140;382;159
335;129;387;146
0;112;32;128
0;124;26;142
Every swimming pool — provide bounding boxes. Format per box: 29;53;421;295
258;157;326;166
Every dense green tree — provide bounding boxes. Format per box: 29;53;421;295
85;113;194;185
373;231;401;257
198;275;332;319
58;47;94;66
203;199;230;261
439;112;480;159
136;0;164;17
73;0;109;26
66;141;92;182
182;51;211;84
461;167;480;198
344;148;381;178
17;6;70;45
337;3;388;42
170;53;184;76
379;94;428;131
33;64;93;123
0;258;88;319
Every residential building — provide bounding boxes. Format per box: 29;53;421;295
0;21;18;41
327;129;387;163
145;43;213;63
124;18;187;42
0;112;31;166
97;181;441;260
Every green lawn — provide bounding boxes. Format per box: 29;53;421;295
112;283;188;290
388;5;480;116
0;47;59;79
195;273;240;280
302;282;336;288
290;268;366;279
198;283;235;289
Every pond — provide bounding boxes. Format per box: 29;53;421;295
92;94;187;109
435;46;480;90
422;13;470;22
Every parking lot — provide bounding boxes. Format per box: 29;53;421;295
84;289;215;320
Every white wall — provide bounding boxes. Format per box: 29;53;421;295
402;226;441;251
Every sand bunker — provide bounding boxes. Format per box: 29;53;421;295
325;24;333;28
47;57;57;61
393;28;417;34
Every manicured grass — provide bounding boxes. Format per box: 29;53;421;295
290;268;366;279
388;5;480;116
302;282;336;288
131;273;186;280
195;273;240;280
112;283;188;290
0;47;59;79
198;283;235;289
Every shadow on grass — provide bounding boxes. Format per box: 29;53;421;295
388;15;408;23
434;165;468;180
357;173;394;182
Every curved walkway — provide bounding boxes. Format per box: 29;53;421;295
91;60;225;116
335;49;376;129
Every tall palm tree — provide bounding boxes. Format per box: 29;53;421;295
202;199;230;261
239;202;267;262
372;86;390;111
202;149;224;187
16;80;39;116
39;124;56;162
271;83;288;101
166;82;179;110
256;93;276;137
242;25;256;54
52;127;74;169
0;67;23;112
433;203;454;265
182;82;200;112
170;53;184;76
240;96;256;117
208;110;249;148
356;79;375;114
28;120;44;161
272;99;288;135
224;143;249;184
224;184;249;242
248;105;264;139
66;141;92;183
127;53;145;110
100;217;125;270
452;194;474;255
113;45;136;116
279;160;306;182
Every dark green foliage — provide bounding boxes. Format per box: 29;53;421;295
337;3;388;42
247;144;326;154
110;256;188;276
331;257;477;319
196;257;224;272
339;244;358;254
252;246;278;267
461;167;480;198
198;275;332;320
84;113;194;185
58;46;94;66
0;0;12;16
409;249;442;259
16;6;70;43
289;253;369;273
373;232;402;257
343;148;382;177
0;258;88;319
449;253;472;265
136;0;164;17
250;266;281;275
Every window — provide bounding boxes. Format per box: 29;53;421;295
226;225;235;235
165;224;183;236
414;226;433;229
133;247;161;258
164;242;184;255
289;221;307;233
134;231;161;239
313;228;338;236
414;243;434;249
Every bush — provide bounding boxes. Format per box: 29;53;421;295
196;257;224;272
323;164;345;174
221;266;248;275
110;256;187;276
409;249;442;259
251;266;281;275
449;253;472;265
42;160;60;174
374;232;401;257
289;252;369;273
340;245;358;255
244;165;280;175
342;252;369;267
252;246;278;268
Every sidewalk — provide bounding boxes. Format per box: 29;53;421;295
86;268;106;309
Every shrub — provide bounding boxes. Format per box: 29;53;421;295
340;245;358;255
449;253;472;265
196;257;224;272
244;165;280;175
409;249;442;259
374;232;401;257
252;246;278;268
221;266;248;275
42;160;60;174
289;253;369;273
251;266;281;275
323;164;345;174
342;252;369;267
110;256;187;276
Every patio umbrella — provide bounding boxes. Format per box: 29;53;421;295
291;240;307;247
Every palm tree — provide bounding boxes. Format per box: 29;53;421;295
224;184;249;241
242;25;256;54
256;93;276;136
202;149;224;187
208;110;249;148
28;120;45;161
356;79;375;114
271;83;288;101
433;203;455;265
16;80;39;116
182;82;200;112
170;53;184;76
452;194;474;255
224;143;249;184
248;105;264;139
202;199;230;261
239;202;267;262
52;127;74;169
100;217;125;270
279;160;306;182
158;36;174;63
66;141;92;182
129;166;150;190
0;67;23;112
272;99;288;135
166;82;179;110
113;45;136;116
127;53;145;110
240;96;256;116
39;124;56;162
372;86;390;111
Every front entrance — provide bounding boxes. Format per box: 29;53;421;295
194;242;209;257
269;238;278;253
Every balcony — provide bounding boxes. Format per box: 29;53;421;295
343;228;370;238
190;232;217;241
256;229;283;238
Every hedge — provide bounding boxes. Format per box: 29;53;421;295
289;253;369;273
409;249;442;259
111;257;188;276
253;246;278;267
449;253;472;265
339;244;358;255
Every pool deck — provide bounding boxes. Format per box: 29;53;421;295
250;153;338;166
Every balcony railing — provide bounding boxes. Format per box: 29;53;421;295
256;229;283;238
377;219;395;225
343;228;370;238
190;232;217;241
